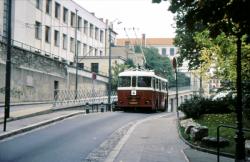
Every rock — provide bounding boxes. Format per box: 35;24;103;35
201;136;229;148
190;126;208;141
185;125;195;135
180;118;194;128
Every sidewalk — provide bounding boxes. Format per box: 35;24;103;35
0;104;84;140
110;113;234;162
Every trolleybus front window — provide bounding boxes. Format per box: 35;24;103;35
132;76;136;87
118;76;131;87
138;76;151;87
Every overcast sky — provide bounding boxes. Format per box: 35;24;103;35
74;0;176;38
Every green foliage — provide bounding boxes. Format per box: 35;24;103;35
134;45;142;53
143;47;174;82
125;58;135;68
178;96;234;119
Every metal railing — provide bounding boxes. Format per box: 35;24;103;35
53;89;117;107
217;124;250;162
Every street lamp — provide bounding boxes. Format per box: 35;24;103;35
172;57;179;120
108;19;121;111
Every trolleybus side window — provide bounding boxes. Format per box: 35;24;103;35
155;79;159;89
162;81;166;91
138;76;151;87
159;80;162;90
118;76;131;87
152;78;155;89
132;76;136;87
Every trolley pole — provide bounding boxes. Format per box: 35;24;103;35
4;0;12;132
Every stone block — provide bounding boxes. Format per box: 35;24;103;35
201;136;229;148
190;126;208;141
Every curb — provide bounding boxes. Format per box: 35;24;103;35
0;101;53;108
0;111;84;140
0;109;52;124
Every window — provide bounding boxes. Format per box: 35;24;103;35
35;21;41;39
54;30;60;46
89;24;94;37
118;76;131;87
137;77;151;87
94;49;98;56
70;37;75;52
89;46;94;56
100;50;103;56
83;44;87;55
55;2;61;19
84;20;88;35
162;48;166;56
70;12;76;27
91;63;99;73
77;41;81;55
62;34;67;50
132;76;136;87
45;26;51;43
36;0;42;10
95;27;99;40
170;48;175;56
63;7;68;24
77;16;82;31
46;0;52;15
100;30;104;42
78;63;84;70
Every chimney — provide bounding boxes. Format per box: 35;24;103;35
142;34;146;47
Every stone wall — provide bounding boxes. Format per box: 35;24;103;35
0;42;108;103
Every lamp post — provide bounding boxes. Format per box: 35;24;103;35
107;20;121;111
4;0;12;132
75;9;78;99
172;57;179;120
108;27;112;111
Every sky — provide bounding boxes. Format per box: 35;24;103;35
74;0;176;38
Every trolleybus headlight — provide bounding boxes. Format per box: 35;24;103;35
145;100;151;104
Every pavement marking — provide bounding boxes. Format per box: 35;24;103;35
181;149;190;162
104;112;175;162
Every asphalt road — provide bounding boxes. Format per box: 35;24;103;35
0;112;152;162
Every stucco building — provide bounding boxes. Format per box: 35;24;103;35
0;0;107;64
116;34;178;59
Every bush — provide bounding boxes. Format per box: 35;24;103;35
178;96;234;119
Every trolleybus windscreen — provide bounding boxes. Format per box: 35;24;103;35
118;76;131;87
137;76;151;87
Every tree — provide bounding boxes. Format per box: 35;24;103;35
143;47;174;82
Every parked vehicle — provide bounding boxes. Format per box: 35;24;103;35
117;68;168;112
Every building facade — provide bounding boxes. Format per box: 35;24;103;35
0;0;107;63
116;35;178;59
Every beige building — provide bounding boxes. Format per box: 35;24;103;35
80;46;145;75
116;35;178;59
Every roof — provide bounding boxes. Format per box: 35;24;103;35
119;69;168;82
116;38;174;46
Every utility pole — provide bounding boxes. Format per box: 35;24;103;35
108;27;112;111
74;9;78;99
4;0;12;132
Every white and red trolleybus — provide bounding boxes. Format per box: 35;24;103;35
117;68;168;112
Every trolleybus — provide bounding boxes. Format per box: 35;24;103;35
117;68;168;112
